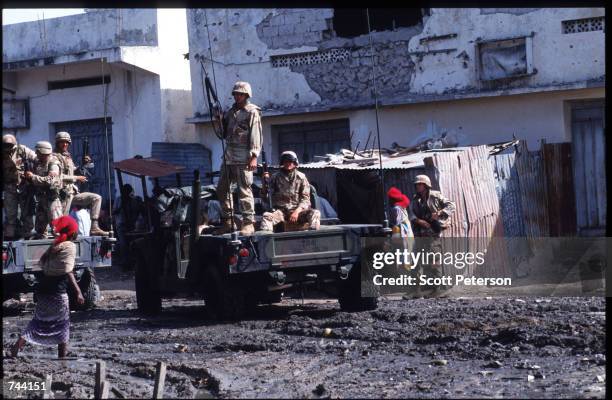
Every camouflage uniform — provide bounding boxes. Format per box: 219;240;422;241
29;152;63;236
2;136;38;238
408;190;456;237
217;94;263;226
408;175;456;296
260;169;320;232
53;132;108;236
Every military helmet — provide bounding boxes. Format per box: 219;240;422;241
232;81;252;98
55;131;72;143
280;150;299;166
3;134;17;149
413;174;431;188
35;141;53;155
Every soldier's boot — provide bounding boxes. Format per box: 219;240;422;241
240;221;255;236
213;218;233;235
90;219;110;237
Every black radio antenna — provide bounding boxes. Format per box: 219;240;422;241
366;9;390;230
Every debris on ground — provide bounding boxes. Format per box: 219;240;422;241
2;272;605;399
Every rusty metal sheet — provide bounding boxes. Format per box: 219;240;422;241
515;141;549;238
113;157;185;178
491;152;526;237
543;143;577;236
430;145;510;277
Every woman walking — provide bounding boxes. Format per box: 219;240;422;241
11;216;84;358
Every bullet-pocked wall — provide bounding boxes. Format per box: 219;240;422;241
187;8;604;116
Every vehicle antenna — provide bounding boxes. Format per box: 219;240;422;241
101;58;114;238
366;9;390;230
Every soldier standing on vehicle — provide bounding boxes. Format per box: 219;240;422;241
53;131;109;236
260;151;320;232
213;81;262;236
408;174;456;297
23;141;64;239
2;134;38;239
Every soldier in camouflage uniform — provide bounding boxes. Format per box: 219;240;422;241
3;134;39;239
214;81;263;236
408;175;456;237
23;141;64;239
53;131;109;236
260;151;320;232
408;174;456;297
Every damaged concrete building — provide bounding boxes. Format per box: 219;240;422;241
186;7;604;168
2;9;195;200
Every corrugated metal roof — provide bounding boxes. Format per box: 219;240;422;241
113;157;185;178
300;147;469;170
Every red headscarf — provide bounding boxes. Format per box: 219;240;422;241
51;216;78;245
387;186;410;209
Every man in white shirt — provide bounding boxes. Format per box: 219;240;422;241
69;205;91;237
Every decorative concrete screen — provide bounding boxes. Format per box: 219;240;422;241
271;48;350;68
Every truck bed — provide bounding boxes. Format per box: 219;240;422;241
3;236;115;274
200;224;384;274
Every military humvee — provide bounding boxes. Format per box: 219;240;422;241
115;157;388;320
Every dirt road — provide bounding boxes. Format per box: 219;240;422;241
2;270;606;398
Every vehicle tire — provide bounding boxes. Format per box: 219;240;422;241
135;251;162;315
69;268;98;311
262;290;283;304
338;261;378;312
202;267;246;321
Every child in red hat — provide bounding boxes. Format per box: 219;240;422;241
387;187;414;238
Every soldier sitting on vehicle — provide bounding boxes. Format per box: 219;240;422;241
53;131;109;236
2;134;39;239
260;151;320;232
23;141;64;239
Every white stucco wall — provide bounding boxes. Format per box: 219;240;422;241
2;9;158;63
409;8;605;94
3;8;195;194
1;60;163;194
195;86;604;170
187;9;322;118
186;8;604;116
345;87;605;152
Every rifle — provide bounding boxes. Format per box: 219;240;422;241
200;58;226;140
76;136;92;192
261;150;273;210
83;136;90;163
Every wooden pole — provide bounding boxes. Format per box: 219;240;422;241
95;360;106;399
42;374;52;399
100;380;110;399
153;361;167;399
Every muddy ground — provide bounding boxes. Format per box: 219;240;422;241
2;268;606;399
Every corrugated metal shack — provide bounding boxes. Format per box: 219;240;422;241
302;140;580;237
301;139;583;279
